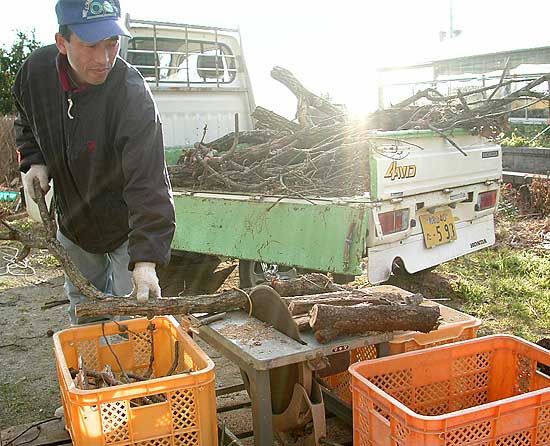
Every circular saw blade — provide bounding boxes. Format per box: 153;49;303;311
247;284;305;344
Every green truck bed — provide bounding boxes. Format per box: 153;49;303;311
171;190;371;275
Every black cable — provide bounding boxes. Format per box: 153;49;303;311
2;418;59;446
101;322;130;383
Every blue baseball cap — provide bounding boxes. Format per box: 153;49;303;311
55;0;132;44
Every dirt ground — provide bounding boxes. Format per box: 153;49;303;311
0;248;67;430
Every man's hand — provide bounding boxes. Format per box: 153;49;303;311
133;262;161;303
23;164;50;201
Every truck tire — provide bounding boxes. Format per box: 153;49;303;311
238;260;298;288
332;273;356;284
391;257;436;277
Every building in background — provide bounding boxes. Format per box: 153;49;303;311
377;45;550;126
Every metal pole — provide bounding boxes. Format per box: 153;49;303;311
153;24;159;87
215;29;220;88
449;0;454;39
185;26;190;88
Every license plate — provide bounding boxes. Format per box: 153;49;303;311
419;209;457;248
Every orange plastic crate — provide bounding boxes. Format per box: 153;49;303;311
322;299;481;404
349;335;550;446
53;316;217;446
388;301;481;354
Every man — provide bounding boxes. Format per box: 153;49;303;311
13;0;176;325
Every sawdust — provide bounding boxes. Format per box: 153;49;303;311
218;320;276;347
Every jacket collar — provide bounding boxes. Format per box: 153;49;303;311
56;54;88;94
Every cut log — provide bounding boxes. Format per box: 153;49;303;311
310;303;441;344
293;315;310;331
285;290;423;315
314;328;349;344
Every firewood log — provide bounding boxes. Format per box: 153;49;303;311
310;303;441;344
285;290;423;315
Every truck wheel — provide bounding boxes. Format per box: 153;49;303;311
332;274;356;284
238;260;298;288
391;258;436;277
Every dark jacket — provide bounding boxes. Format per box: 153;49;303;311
13;44;175;268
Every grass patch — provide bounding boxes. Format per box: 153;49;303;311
438;247;550;342
0;381;29;422
40;254;61;268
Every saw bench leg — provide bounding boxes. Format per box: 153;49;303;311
246;367;275;446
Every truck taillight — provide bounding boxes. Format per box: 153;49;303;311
476;190;497;211
378;209;410;235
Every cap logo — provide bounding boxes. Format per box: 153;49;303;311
82;0;118;19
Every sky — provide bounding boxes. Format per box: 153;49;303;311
2;1;550;118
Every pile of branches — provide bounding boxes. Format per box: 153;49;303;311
368;70;550;136
169;67;372;198
69;323;192;406
169;65;550;197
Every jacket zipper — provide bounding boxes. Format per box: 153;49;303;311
61;91;82;245
67;95;75;120
64;92;73;154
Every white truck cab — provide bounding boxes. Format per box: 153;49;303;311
121;16;256;152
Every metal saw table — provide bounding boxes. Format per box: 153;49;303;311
185;310;393;446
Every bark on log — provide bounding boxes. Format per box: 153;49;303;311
310;303;441;343
285;290;423;315
270;273;344;296
76;273;344;319
271;67;344;120
76;291;250;318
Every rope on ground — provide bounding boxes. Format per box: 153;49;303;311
0;247;35;277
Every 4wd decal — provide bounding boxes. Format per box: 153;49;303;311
384;161;417;180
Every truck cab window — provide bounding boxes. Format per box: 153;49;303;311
127;37;237;85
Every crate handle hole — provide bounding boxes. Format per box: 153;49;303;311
130;393;168;407
99;333;130;346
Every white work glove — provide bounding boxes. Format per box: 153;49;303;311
23;164;50;201
133;262;161;303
